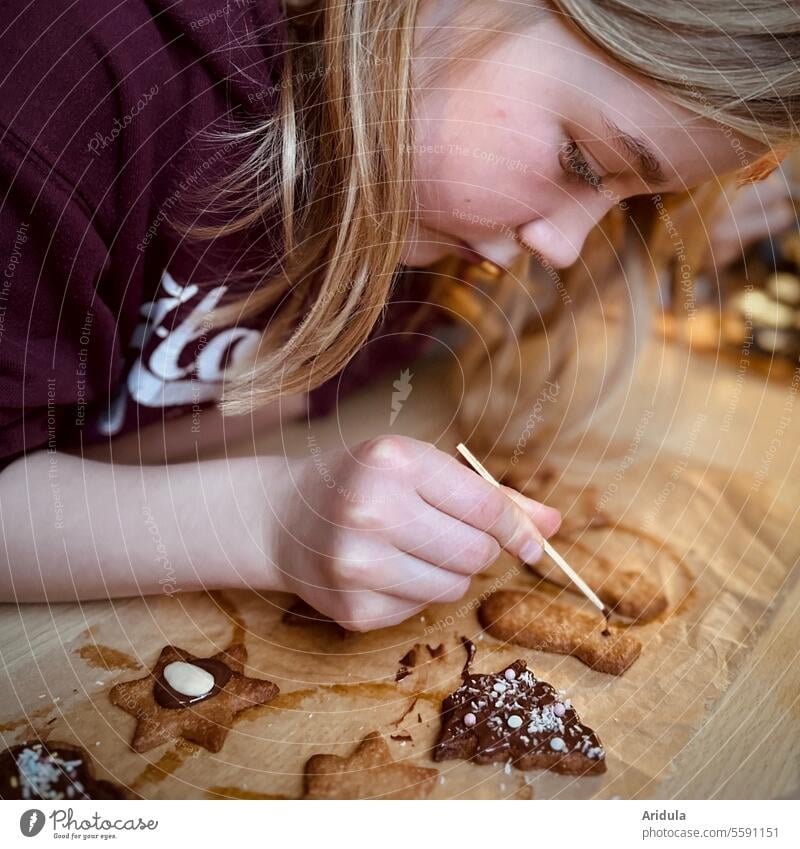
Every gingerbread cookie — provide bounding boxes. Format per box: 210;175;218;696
433;658;606;775
479;590;641;675
110;644;278;753
527;556;668;622
0;741;126;800
304;732;438;799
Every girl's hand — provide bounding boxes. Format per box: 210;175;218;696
268;435;561;631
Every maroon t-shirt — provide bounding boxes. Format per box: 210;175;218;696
0;0;430;471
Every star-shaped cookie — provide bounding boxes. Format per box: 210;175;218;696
109;644;278;753
304;732;438;799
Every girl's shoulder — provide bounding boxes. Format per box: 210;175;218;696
0;1;290;468
0;0;288;223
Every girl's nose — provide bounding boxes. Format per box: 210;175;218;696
517;201;611;269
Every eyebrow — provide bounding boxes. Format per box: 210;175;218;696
600;115;667;186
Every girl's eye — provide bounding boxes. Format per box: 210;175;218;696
559;138;603;192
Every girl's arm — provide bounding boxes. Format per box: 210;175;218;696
0;436;561;631
0;450;288;601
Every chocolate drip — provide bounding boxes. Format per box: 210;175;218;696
601;606;612;637
154;658;232;710
395;646;419;681
459;636;476;679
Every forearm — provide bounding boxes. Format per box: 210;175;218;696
0;450;288;602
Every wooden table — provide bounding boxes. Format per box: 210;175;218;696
1;333;798;799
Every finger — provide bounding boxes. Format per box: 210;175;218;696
388;497;503;576
415;459;546;564
383;553;472;604
330;541;473;602
325;591;427;632
500;485;561;537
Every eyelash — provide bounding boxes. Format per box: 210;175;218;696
559;137;603;192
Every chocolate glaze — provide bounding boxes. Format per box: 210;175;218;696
433;659;606;775
0;741;125;800
459;636;476;679
396;646;419;681
399;648;418;667
154;658;232;710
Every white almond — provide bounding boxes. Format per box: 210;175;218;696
163;661;214;698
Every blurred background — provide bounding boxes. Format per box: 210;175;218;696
658;154;800;379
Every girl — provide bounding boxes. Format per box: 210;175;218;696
0;0;796;629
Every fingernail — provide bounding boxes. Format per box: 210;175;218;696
520;538;542;564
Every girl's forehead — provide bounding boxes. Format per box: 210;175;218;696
497;15;768;185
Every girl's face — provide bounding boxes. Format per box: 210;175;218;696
402;7;766;269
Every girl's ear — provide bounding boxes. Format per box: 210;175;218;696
736;145;794;188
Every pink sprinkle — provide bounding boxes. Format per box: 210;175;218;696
504;668;516;681
464;713;477;727
553;702;566;717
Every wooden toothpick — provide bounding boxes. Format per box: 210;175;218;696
456;443;606;615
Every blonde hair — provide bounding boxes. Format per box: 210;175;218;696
201;0;799;487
